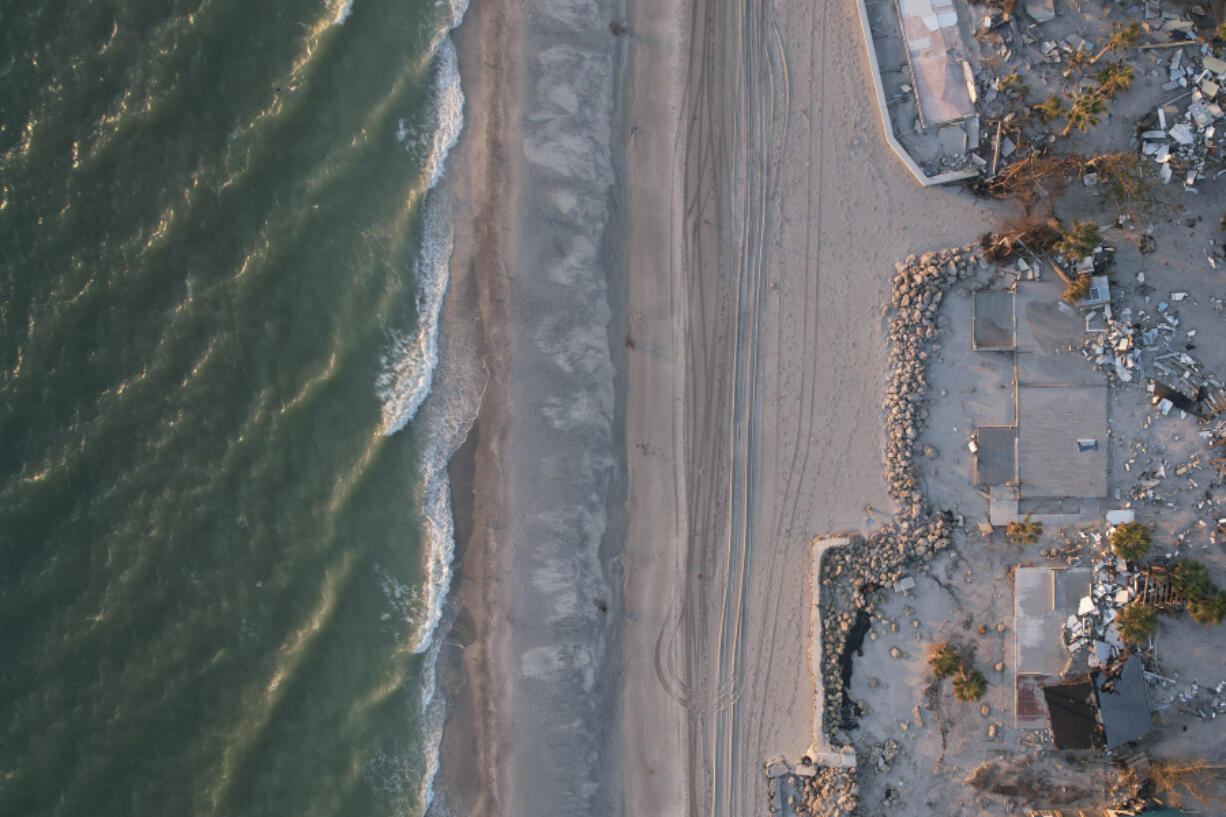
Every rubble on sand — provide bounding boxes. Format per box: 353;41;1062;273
1137;45;1226;192
1081;276;1226;415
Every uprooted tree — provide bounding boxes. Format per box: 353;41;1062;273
1084;152;1175;221
1147;760;1226;810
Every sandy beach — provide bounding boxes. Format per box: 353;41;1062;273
436;0;1005;815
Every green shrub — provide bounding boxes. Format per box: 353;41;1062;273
1111;522;1151;563
929;643;963;679
1116;602;1157;645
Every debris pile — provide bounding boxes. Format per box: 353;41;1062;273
1138;49;1225;190
1063;545;1133;669
1082;282;1226;413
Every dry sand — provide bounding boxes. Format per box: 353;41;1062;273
437;0;1011;814
626;1;1004;815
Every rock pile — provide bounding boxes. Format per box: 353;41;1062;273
786;767;858;817
818;247;978;734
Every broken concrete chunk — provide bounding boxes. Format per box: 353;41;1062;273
1169;123;1195;145
1203;55;1226;77
1105;509;1136;525
1023;0;1055;22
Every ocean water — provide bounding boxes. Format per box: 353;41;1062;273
0;1;468;815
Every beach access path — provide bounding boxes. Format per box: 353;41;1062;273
620;0;1006;816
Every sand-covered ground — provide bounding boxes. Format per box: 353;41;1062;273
435;0;1011;815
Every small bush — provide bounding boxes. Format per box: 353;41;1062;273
1006;514;1042;545
1111;521;1151;563
1063;275;1091;304
1116;602;1157;645
953;668;988;702
929;643;963;679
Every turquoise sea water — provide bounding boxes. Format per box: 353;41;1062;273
0;1;465;814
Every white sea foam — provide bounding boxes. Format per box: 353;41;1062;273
376;37;465;437
373;4;472;813
332;0;354;25
414;638;446;814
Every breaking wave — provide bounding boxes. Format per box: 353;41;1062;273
376;36;464;437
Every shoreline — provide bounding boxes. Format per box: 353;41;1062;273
429;0;513;812
432;1;627;815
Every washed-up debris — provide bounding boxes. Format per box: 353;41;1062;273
1136;43;1225;191
1080;281;1226;415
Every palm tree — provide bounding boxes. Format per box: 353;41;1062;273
1063;47;1092;79
1091;22;1142;63
1116;602;1157;645
953;667;988;702
1111;521;1151;563
1095;60;1135;98
1172;560;1215;601
929;643;962;679
1062;90;1107;136
1188;592;1226;626
1034;93;1064;123
1006;513;1042;545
